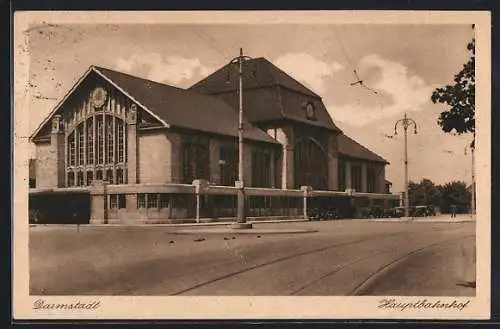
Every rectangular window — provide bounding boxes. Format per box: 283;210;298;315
78;125;85;165
67;172;75;186
68;133;76;166
77;171;84;186
351;164;362;192
116;169;124;185
147;193;158;208
137;193;146;208
97;117;104;164
159;194;170;208
106;169;113;184
172;194;189;208
220;144;237;186
338;160;346;191
106;119;114;164
117;121;125;163
109;194;118;209
182;136;210;184
367;165;378;193
86;171;93;186
87;120;94;165
96;170;103;181
118;194;126;209
252;148;271;187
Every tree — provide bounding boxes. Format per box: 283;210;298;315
431;38;475;137
408;178;441;207
438;181;471;214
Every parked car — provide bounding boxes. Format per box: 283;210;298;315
393;206;405;217
383;208;396;218
367;205;384;218
426;206;437;216
308;208;341;220
412;205;428;217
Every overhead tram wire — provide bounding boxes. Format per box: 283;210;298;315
332;28;382;104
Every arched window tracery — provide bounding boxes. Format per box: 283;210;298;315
78;123;84;165
65;114;127;187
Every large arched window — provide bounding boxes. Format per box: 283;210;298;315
66;114;127;186
294;137;328;190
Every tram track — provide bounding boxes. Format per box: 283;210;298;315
348;234;475;296
30;222;474;296
171;228;469;296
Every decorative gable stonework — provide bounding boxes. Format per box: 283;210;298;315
31;70;147;188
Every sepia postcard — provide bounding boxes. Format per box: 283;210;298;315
13;10;491;320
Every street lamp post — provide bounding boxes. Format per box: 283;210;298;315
465;140;476;215
230;48;253;229
394;112;418;219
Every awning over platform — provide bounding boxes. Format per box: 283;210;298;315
29;187;90;195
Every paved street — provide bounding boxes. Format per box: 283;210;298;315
29;218;476;296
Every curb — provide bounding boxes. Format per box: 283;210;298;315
169;228;318;235
30;218;310;229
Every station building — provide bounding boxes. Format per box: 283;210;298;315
29;58;398;224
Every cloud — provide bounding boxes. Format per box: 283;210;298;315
274;53;344;94
329;54;435;126
115;53;214;86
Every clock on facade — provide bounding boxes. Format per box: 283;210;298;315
305;102;315;120
91;87;108;109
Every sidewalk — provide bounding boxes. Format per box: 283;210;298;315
367;214;476;223
30;217;309;229
30;214;476;230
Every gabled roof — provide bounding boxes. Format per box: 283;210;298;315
94;66;278;143
338;134;389;164
189;57;341;132
190;57;320;98
31;66;279;144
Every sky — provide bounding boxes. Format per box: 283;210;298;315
26;23;476;193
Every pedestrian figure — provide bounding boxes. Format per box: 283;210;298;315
451;205;457;218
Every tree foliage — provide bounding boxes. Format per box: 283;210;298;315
408;178;471;213
431;39;475;136
438;181;471;213
408;178;441;207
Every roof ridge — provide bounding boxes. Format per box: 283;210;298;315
94;65;243;108
93;65;189;93
260;58;321;98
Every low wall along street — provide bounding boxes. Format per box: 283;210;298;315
28;180;400;225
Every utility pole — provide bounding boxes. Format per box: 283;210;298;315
394;112;418;219
465;140;476;215
230;48;253;229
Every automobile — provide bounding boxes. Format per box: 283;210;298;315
426;206;437;216
383;208;396;218
412;205;429;217
393;207;405;217
307;208;341;220
307;208;322;220
367;205;384;218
